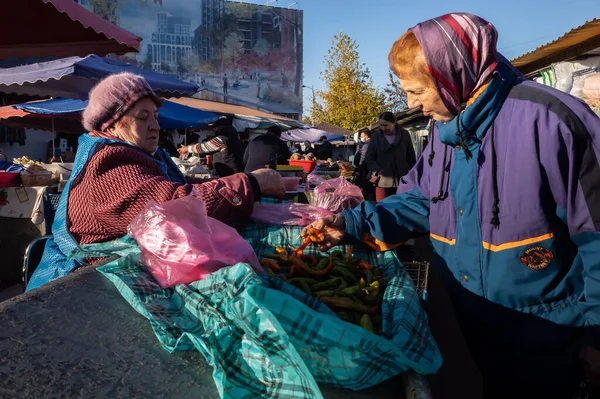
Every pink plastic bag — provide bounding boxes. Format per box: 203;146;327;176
311;177;364;213
128;196;262;288
250;202;333;226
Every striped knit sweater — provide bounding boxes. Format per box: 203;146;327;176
67;143;256;246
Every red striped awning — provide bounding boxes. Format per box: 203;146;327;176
0;0;141;60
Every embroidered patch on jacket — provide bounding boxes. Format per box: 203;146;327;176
520;246;553;270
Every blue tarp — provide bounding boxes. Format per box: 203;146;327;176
0;55;198;99
13;98;219;130
281;127;345;143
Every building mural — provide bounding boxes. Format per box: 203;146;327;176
78;0;303;119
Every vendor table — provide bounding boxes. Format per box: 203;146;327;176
0;265;430;398
0;186;47;223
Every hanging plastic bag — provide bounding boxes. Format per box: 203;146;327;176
250;202;333;226
128;195;262;288
311;177;364;213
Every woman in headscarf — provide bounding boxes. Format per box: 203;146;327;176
302;13;600;398
28;73;284;291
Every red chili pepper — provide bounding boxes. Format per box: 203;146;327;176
357;261;373;270
260;259;281;272
301;255;317;266
346;246;353;262
290;256;333;277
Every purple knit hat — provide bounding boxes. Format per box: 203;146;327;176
82;72;163;132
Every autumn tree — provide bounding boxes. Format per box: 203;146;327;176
312;32;386;131
384;70;408;113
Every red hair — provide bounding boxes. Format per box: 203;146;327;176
388;30;434;87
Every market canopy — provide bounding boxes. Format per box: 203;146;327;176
511;18;600;76
281;127;345;143
0;98;220;132
170;97;305;129
1;0;141;60
0;55;199;99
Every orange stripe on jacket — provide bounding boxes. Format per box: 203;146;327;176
482;233;554;252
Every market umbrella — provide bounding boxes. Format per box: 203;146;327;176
1;0;141;60
2;98;220;131
0;55;199;99
281;127;345;143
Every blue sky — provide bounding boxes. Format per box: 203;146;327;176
296;0;600;107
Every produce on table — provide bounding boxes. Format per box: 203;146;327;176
260;234;385;334
13;156;45;169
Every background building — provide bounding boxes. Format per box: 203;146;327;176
148;12;194;73
194;0;225;61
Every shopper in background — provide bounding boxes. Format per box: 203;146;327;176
316;135;333;160
365;111;416;202
243;125;291;172
353;128;375;201
178;118;245;177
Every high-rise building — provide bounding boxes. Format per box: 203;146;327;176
194;0;225;61
147;12;194;73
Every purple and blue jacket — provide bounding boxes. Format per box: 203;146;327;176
344;78;600;392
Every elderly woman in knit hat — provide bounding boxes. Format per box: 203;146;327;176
303;13;600;398
28;73;284;291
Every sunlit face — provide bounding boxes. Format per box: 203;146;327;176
360;132;370;141
110;97;160;154
378;120;396;135
400;77;454;123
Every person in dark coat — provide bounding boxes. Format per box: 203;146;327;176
317;135;333;160
178;119;244;177
366;111;416;202
243;125;291;172
353;128;375;201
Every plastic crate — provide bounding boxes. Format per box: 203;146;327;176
289;159;317;173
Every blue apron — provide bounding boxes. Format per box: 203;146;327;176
26;134;186;291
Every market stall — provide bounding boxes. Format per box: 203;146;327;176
1;0;141;60
0;54;199;99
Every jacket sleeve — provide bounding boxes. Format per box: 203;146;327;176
189;136;226;155
538;101;600;335
84;145;256;234
344;142;432;248
365;135;384;174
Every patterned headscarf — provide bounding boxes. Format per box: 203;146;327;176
411;13;499;115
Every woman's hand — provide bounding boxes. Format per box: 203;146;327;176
177;145;189;158
301;214;346;251
251;169;285;199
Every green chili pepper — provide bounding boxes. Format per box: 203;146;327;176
331;267;359;283
314;289;337;298
330;250;344;259
310;278;346;292
340;285;360;296
360;314;374;332
319;296;374;313
287;278;318;295
316;257;330;270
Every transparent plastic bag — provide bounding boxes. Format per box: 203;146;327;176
128;195;262;288
250;202;333;226
311;177;364;213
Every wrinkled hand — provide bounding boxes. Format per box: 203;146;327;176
301;214;346;251
252;168;285;199
581;346;600;386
